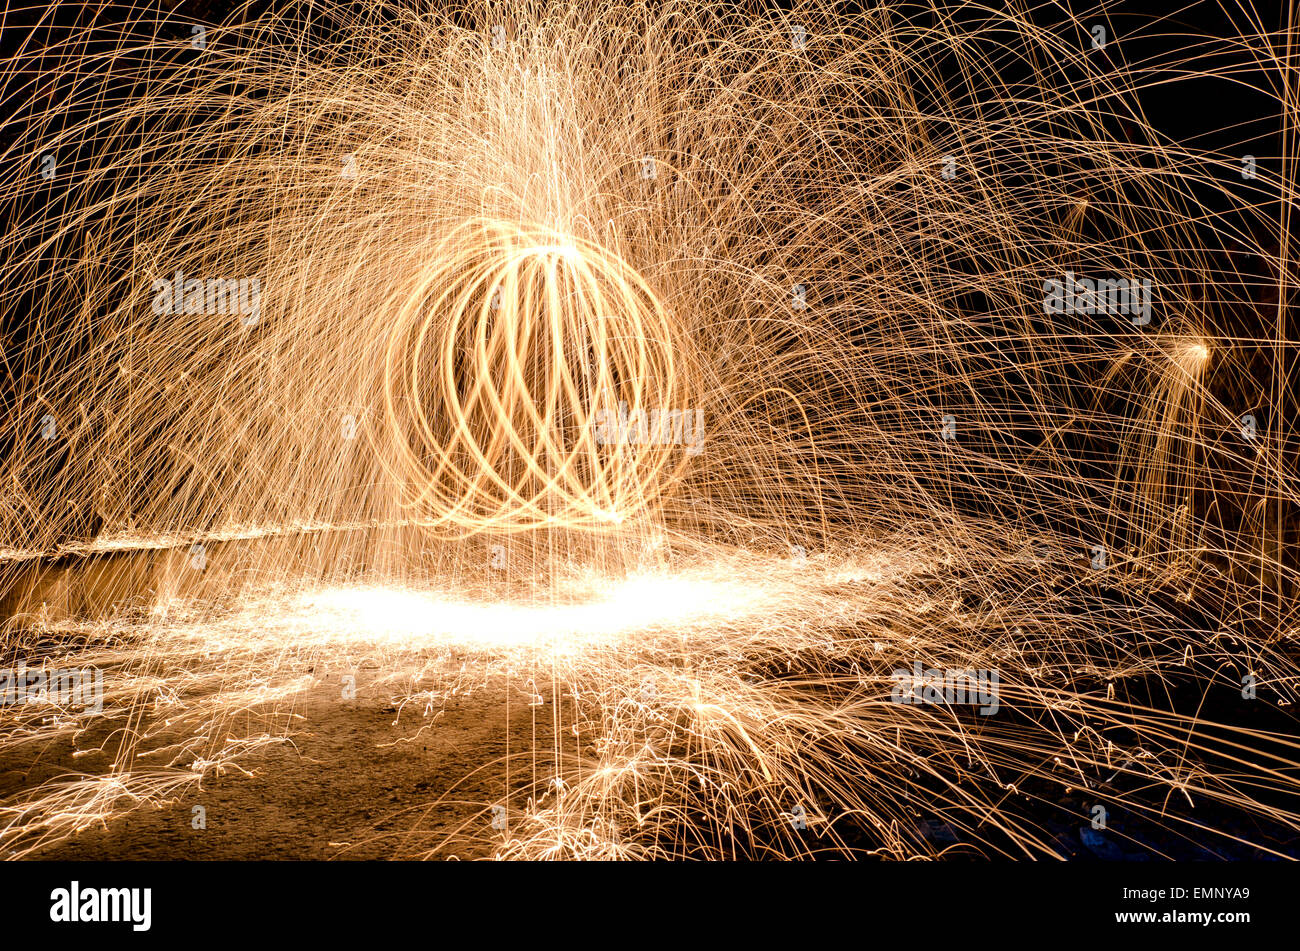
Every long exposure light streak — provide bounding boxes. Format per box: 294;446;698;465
0;0;1297;861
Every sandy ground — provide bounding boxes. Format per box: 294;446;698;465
6;677;1299;860
15;682;547;860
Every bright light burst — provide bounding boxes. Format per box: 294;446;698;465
294;570;770;650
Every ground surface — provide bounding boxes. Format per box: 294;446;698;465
12;682;541;860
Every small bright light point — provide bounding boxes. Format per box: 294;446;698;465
1174;338;1211;369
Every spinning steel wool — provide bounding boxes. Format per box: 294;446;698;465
0;0;1297;860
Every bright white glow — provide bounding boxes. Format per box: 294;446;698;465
292;571;769;651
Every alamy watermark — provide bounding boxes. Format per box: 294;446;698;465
890;661;1000;715
1;664;103;714
1043;271;1152;326
151;270;262;326
50;881;151;931
592;401;704;455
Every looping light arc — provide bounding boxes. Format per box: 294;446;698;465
380;218;694;535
